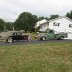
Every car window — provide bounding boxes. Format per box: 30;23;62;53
49;30;53;33
13;33;17;36
13;32;22;36
17;33;22;35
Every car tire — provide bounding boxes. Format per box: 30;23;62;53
41;36;46;41
28;36;32;41
57;36;64;40
60;36;64;40
7;37;13;43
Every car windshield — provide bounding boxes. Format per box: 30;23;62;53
13;32;22;36
49;30;53;33
17;33;22;35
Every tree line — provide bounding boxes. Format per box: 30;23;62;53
0;10;72;32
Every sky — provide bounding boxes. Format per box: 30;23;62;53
0;0;72;22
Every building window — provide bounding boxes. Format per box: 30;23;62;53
46;22;49;26
53;22;60;26
42;23;48;27
69;24;72;28
40;25;42;28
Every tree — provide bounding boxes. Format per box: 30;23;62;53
0;18;5;31
35;26;40;32
38;16;45;21
14;12;38;32
5;22;13;30
38;16;49;21
49;15;59;20
66;10;72;19
66;12;70;17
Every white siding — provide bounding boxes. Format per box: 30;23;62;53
49;17;72;39
49;18;72;33
35;19;47;28
39;23;49;31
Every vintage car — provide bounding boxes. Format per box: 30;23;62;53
37;29;68;40
0;31;31;43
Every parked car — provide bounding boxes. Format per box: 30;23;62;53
37;29;68;40
0;31;31;43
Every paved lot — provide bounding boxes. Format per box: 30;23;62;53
0;39;72;46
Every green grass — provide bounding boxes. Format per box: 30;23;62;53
0;42;72;72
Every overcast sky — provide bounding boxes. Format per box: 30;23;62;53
0;0;72;22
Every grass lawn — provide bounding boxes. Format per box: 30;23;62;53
0;42;72;72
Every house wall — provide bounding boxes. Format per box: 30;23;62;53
49;18;72;33
39;23;49;31
49;18;72;39
35;19;47;28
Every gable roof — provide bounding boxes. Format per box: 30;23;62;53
35;19;47;28
36;19;47;24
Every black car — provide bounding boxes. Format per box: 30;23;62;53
5;32;31;43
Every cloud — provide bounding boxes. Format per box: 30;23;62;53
0;0;72;22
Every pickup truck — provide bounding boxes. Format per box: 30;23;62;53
0;31;31;43
37;29;68;40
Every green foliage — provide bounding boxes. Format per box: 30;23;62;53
38;16;49;21
14;12;38;32
0;19;13;31
0;19;5;31
49;15;59;20
35;26;40;32
0;42;72;72
5;22;13;30
66;10;72;19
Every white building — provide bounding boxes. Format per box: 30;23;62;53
35;17;72;39
35;19;48;28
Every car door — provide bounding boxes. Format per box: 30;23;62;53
12;33;18;40
47;30;55;39
12;32;23;40
16;33;23;40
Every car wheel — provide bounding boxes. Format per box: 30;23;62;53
7;37;13;43
59;36;64;40
41;36;46;41
28;36;32;41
